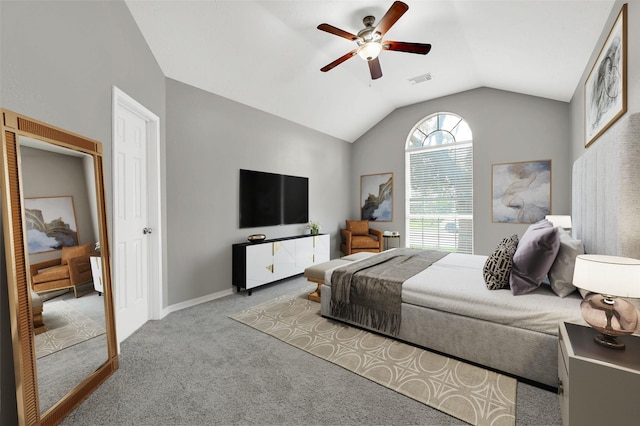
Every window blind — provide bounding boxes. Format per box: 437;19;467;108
406;142;473;254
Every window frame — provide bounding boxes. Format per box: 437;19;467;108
405;112;474;254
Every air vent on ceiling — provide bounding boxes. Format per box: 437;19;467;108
408;72;432;84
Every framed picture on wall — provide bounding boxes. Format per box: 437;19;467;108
584;4;627;148
361;172;393;221
491;160;551;224
24;196;79;254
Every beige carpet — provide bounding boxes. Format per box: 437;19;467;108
230;292;517;426
35;300;106;358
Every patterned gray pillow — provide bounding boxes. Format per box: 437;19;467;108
483;235;519;290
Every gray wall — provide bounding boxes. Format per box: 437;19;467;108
0;0;167;170
351;87;571;255
570;1;640;162
165;79;351;304
0;1;166;422
0;0;167;279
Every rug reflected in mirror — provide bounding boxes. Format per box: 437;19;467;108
35;300;106;359
230;292;517;426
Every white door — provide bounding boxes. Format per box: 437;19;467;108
114;103;150;342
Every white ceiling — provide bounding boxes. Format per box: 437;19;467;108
124;0;616;142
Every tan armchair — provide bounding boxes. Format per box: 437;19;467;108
30;243;93;298
340;220;383;255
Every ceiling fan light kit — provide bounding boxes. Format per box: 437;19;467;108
357;41;382;61
318;1;431;80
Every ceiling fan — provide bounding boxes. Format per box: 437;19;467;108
317;1;431;80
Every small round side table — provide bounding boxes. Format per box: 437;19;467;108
383;233;400;250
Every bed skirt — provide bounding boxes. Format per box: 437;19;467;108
321;284;558;388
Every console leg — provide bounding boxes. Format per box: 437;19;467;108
248;289;252;296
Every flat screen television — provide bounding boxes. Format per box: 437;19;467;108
239;169;309;228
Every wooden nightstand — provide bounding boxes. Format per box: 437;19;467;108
558;322;640;426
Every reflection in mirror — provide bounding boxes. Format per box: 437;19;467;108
19;137;109;415
1;109;118;425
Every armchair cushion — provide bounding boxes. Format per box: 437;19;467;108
351;235;381;249
346;220;369;236
32;264;69;284
61;243;91;265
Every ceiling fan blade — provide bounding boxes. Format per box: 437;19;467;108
382;41;432;55
368;57;383;80
317;23;358;41
320;49;358;72
374;1;409;37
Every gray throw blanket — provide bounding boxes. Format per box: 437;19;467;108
330;248;448;336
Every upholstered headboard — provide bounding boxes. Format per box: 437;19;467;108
572;112;640;259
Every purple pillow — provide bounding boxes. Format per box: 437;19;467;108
523;218;552;235
509;224;560;295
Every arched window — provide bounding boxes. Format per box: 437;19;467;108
405;112;473;253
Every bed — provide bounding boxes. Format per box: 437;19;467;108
321;112;640;388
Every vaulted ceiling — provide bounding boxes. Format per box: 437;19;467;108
124;0;616;142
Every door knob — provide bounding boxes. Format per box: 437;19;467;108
143;227;153;235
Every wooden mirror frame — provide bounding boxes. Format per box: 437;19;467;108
1;109;118;425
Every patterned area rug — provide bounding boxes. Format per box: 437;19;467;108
35;300;106;358
230;292;516;426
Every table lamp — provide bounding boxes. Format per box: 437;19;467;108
572;254;640;349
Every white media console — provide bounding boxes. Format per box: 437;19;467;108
232;234;330;294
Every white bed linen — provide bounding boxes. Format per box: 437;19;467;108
396;253;585;336
325;251;587;336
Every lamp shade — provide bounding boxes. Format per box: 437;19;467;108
545;215;572;229
573;254;640;298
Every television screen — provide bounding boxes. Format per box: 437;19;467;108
239;169;308;228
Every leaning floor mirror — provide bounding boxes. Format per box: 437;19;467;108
1;109;118;425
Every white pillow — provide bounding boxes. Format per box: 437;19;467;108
548;227;584;297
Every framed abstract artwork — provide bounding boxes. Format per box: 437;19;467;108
24;196;79;253
361;172;393;221
585;4;627;148
492;160;551;224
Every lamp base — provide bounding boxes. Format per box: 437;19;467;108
580;294;638;350
593;333;625;350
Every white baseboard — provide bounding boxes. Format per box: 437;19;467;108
160;287;235;318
